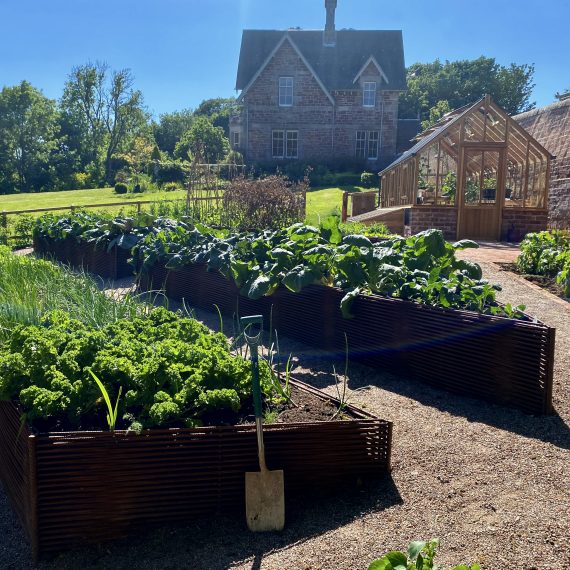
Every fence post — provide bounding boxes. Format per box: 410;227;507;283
1;211;7;229
137;202;142;215
341;192;348;222
70;205;76;214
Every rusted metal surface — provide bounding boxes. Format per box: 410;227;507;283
35;238;134;280
144;263;555;416
0;381;391;561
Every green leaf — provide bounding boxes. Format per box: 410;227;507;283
367;559;391;570
454;259;483;280
319;215;343;245
408;541;426;560
246;275;278;300
282;266;318;293
384;552;408;567
452;239;479;250
340;287;361;319
342;234;373;248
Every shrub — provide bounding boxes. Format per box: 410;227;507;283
221;175;307;230
335;172;362;186
162;182;179;192
153;160;190;185
361;171;379;188
132;184;142;194
114;183;128;195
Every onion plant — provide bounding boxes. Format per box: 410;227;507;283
0;248;145;341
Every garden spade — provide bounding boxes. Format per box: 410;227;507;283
241;315;285;532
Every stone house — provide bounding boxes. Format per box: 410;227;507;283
515;94;570;229
231;0;407;169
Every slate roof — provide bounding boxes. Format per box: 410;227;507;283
236;29;407;93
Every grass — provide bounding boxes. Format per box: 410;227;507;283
305;186;368;225
0;184;366;229
0;187;187;213
0;247;145;340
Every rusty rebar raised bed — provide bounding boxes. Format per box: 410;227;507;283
0;380;391;562
142;264;555;415
34;236;134;279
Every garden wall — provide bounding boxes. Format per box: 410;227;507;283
0;383;391;561
408;207;458;240
141;263;555;416
500;209;549;242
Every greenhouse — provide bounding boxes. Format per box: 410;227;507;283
379;95;552;241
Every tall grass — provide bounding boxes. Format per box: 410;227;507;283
0;249;145;341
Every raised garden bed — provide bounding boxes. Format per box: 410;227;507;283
0;379;391;562
33;235;133;279
140;263;555;416
498;262;569;301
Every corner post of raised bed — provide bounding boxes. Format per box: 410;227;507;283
341;192;348;222
27;434;39;563
544;327;556;414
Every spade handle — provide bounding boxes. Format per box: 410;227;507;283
241;315;267;471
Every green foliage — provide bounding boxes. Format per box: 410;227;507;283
0;81;62;194
114;182;129;194
0;247;144;340
174;116;230;164
194;97;237;137
0;307;277;431
517;230;570;297
368;538;480;570
153;109;195;156
400;57;535;123
361;172;379;189
132;214;521;318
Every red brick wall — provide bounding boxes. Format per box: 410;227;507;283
500;210;548;242
409;207;457;240
238;39;400;167
516;100;570;229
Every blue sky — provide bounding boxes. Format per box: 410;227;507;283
1;0;568;117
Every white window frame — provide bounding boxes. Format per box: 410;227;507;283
356;131;367;159
279;77;293;107
367;131;379;159
232;132;240;148
272;130;285;158
286;130;298;159
363;82;377;108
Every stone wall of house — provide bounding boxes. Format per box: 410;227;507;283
500;209;549;242
238;39;400;167
515;99;570;229
409;207;457;240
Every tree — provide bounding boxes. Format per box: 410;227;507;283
0;81;61;193
174;116;230;164
153;109;194;156
194;97;236;137
60;62;147;184
421;100;451;130
400;57;535;122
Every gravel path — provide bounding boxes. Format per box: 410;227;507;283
1;261;569;569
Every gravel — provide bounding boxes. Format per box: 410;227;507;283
1;260;569;569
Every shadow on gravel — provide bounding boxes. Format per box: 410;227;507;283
295;353;570;453
2;476;401;570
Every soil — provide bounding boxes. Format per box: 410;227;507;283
497;262;568;300
271;384;348;423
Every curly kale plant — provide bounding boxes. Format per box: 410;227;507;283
0;308;274;431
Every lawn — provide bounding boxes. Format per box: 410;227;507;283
0;187;187;213
305;185;367;225
0;185;366;225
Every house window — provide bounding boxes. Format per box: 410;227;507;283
279;77;293;106
232;132;240;148
272;130;285;158
363;82;377;107
356;131;380;160
272;130;299;159
286;131;298;158
356;131;367;158
368;131;379;159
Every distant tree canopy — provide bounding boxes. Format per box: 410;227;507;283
0;81;62;194
193;97;236;137
400;57;536;126
174;116;230;164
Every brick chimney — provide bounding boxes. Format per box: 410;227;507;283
324;0;337;46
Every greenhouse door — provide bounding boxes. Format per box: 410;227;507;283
458;148;504;240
